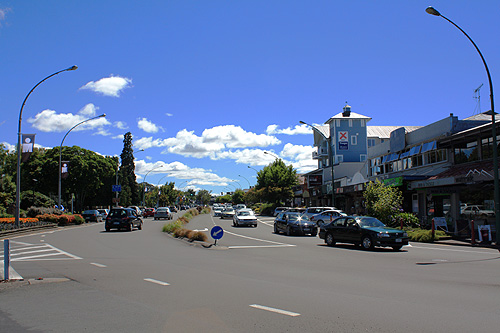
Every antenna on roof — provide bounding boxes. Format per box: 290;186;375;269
473;83;483;115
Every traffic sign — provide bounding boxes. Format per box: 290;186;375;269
112;185;122;192
211;226;224;240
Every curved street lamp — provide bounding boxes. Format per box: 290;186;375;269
142;165;164;207
300;120;335;207
15;65;78;228
264;151;279;160
247;165;259;173
239;174;251;188
426;6;499;248
58;113;106;208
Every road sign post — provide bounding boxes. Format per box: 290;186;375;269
210;226;224;246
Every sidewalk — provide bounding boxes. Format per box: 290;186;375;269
433;237;499;250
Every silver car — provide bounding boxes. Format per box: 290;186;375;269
233;209;258;227
154;207;173;220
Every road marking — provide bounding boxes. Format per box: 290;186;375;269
193;228;208;232
224;230;294;246
249;304;300;317
144;278;170;286
411;245;496;255
90;262;107;268
228;244;295;249
5;241;82;261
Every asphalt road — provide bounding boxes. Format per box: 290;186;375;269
1;211;500;332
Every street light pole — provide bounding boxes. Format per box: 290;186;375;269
58;114;106;209
300;121;335;208
426;6;499;249
264;151;279;160
239;174;251;188
142;165;164;207
15;65;78;228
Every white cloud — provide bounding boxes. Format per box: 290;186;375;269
27;104;110;134
137;118;163;133
80;75;132;97
0;8;10;26
135;160;233;187
281;143;317;174
114;121;128;129
266;124;312;135
1;141;15;152
112;134;124;140
166;113;173;117
203;125;280;148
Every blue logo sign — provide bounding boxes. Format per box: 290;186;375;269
112;185;122;192
338;141;349;150
211;226;224;240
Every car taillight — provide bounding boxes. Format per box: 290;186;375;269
122;217;129;221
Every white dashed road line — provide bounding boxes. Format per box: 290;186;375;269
90;262;107;268
144;278;170;286
249;304;300;317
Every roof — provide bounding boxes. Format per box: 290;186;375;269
325;111;371;124
367;126;422;139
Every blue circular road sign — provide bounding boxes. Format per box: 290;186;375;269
211;226;224;240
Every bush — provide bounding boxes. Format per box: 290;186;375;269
162;207;210;242
162;220;184;233
259;203;275;216
189;231;207;242
406;228;447;242
27;207;63;218
389;212;420;229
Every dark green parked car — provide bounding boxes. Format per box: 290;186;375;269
319;216;409;251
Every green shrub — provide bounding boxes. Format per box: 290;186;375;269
406;228;446;242
259;203;275;216
74;215;84;225
390;212;420;229
162;220;184;233
27;207;63;218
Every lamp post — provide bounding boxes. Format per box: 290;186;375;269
247;165;259;173
264;151;279;160
426;6;499;249
142;165;164;207
58;114;106;209
239;174;251;188
15;65;78;228
300;120;335;207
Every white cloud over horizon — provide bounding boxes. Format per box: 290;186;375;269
80;75;132;97
27;103;111;133
266;124;312;135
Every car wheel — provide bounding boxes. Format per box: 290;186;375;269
138;222;142;230
392;245;402;251
362;236;374;250
325;233;335;246
310;230;317;237
274;224;280;234
286;226;293;236
105;227;110;232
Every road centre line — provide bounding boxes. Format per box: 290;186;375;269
249;304;300;317
90;262;107;268
144;278;170;286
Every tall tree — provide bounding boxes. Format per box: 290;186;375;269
364;180;403;225
196;189;212;205
119;132;139;206
255;159;298;205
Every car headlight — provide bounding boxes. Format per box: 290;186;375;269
377;233;390;238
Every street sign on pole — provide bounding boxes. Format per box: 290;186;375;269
210;226;224;245
112;185;122;192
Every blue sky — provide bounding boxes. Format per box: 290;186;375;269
1;1;499;194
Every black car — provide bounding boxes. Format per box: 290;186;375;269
105;208;143;232
319;216;409;251
274;212;317;236
82;209;103;223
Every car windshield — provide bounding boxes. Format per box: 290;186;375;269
357;217;386;228
238;211;253;216
287;213;306;221
109;210;126;217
